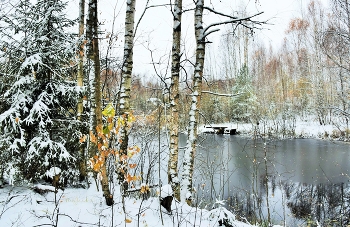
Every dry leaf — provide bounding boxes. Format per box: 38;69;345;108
129;163;137;169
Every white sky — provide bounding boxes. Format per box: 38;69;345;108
67;0;330;76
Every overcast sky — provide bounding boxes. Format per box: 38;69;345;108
68;0;330;76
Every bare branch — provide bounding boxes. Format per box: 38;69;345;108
203;6;238;20
201;91;241;97
203;12;264;38
134;0;150;37
204;28;220;37
329;106;350;117
57;213;101;226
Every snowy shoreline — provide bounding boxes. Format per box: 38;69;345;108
199;119;350;142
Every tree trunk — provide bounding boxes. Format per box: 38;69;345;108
181;0;205;204
77;0;86;182
168;0;182;201
86;0;113;206
118;0;136;188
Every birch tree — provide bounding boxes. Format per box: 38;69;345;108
168;0;182;201
181;0;205;204
118;0;136;188
77;0;86;182
181;0;263;204
86;0;113;206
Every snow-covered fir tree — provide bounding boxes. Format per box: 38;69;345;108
0;0;83;184
230;64;258;122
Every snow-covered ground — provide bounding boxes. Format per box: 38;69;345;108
0;183;261;227
199;118;344;140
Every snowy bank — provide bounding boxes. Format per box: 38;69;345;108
199;118;348;141
0;184;273;227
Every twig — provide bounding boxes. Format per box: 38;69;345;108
57;213;102;226
201;91;241;97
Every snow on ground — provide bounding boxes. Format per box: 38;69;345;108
0;183;260;227
199;118;341;140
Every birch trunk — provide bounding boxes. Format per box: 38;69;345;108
168;0;182;201
77;0;86;182
86;0;113;206
118;0;136;188
77;0;85;120
181;0;205;204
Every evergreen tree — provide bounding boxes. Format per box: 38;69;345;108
0;0;81;184
230;64;258;122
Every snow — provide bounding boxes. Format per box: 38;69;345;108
148;97;161;105
159;184;173;198
33;184;57;192
199;117;341;140
0;184;262;227
20;53;42;70
174;20;181;30
46;167;62;178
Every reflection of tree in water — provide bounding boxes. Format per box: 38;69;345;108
287;183;312;219
227;192;259;223
287;182;350;226
225;178;350;226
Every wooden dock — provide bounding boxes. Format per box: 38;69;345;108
203;125;236;135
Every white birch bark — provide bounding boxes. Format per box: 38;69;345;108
77;0;85;120
181;0;205;204
168;0;182;201
77;0;86;182
118;0;136;187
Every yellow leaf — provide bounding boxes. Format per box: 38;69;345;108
118;117;125;126
102;103;115;117
15;117;20;123
125;218;132;223
128;113;135;123
140;185;149;194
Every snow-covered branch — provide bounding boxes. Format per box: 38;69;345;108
201;91;241;97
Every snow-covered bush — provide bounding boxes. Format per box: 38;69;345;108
205;200;237;227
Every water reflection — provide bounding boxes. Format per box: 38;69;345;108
188;134;350;226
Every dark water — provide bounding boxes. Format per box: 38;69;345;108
186;134;350;226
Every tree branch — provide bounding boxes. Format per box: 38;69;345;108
134;0;150;37
203;6;238;20
203;12;264;38
201;90;241;97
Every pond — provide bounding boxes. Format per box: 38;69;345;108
183;134;350;226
